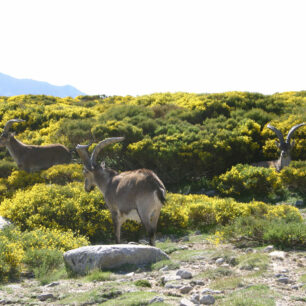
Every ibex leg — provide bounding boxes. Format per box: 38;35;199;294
111;211;121;244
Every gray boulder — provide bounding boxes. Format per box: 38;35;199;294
64;244;169;275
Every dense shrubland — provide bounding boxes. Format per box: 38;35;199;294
0;92;305;282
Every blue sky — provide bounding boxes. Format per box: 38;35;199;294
1;0;306;96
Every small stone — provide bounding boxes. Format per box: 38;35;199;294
161;274;181;283
180;298;194;306
254;267;260;271
165;282;182;289
200;294;215;305
190;293;200;303
180;236;190;242
245;247;254;253
180;285;193;294
37;293;55;301
215;258;225;265
269;251;286;260
277;277;290;284
177;270;193;279
263;245;274;253
280;269;289;273
201;288;221;295
45;281;60;287
125;272;135;277
190;280;205;286
180;245;189;250
160;265;169;271
149;296;164;304
221;263;230;268
295;200;304;207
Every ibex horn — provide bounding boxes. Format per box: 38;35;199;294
267;123;285;147
3;119;25;134
76;143;92;170
286;122;306;144
91;137;125;168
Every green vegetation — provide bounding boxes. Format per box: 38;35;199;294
220;216;306;249
134;279;152;288
216;284;276;306
0;92;305;283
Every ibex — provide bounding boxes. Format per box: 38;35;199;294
0;119;72;172
253;122;305;172
76;137;166;246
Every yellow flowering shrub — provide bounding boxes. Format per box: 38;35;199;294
0;184;302;240
280;161;306;195
161;193;301;233
7;170;44;190
213;164;283;198
0;183;113;242
0;233;24;281
0;225;89;282
40;164;84;185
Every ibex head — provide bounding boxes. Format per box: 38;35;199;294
76;137;124;192
0;119;25;147
267;122;305;171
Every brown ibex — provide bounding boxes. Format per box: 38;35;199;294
0;119;72;172
253;122;305;171
76;137;166;246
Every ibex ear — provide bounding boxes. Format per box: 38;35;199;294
101;161;106;169
275;140;280;148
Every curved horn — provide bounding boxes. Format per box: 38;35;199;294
76;143;92;170
91;137;125;167
267;123;285;147
286;122;306;144
2;119;25;134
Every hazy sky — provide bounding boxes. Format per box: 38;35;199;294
1;0;305;96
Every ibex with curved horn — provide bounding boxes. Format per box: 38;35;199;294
253;122;305;171
0;119;72;172
76;137;166;246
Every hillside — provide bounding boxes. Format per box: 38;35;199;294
0;92;305;305
0;72;85;98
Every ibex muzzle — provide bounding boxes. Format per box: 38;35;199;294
0;119;72;172
76;137;166;246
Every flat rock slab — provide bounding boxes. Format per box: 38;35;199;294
64;244;169;275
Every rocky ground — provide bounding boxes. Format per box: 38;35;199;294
0;232;305;306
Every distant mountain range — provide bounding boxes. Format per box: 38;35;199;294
0;72;85;98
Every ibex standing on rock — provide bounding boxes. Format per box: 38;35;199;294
0;119;72;172
253;122;305;172
76;137;166;246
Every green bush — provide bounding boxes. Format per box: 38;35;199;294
221;216;306;249
0;159;16;178
40;164;84;185
0;183;113;242
0;225;89;283
280;161;306;195
24;248;63;278
213;164;284;200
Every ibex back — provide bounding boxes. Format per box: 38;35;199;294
0;119;72;172
76;137;166;246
